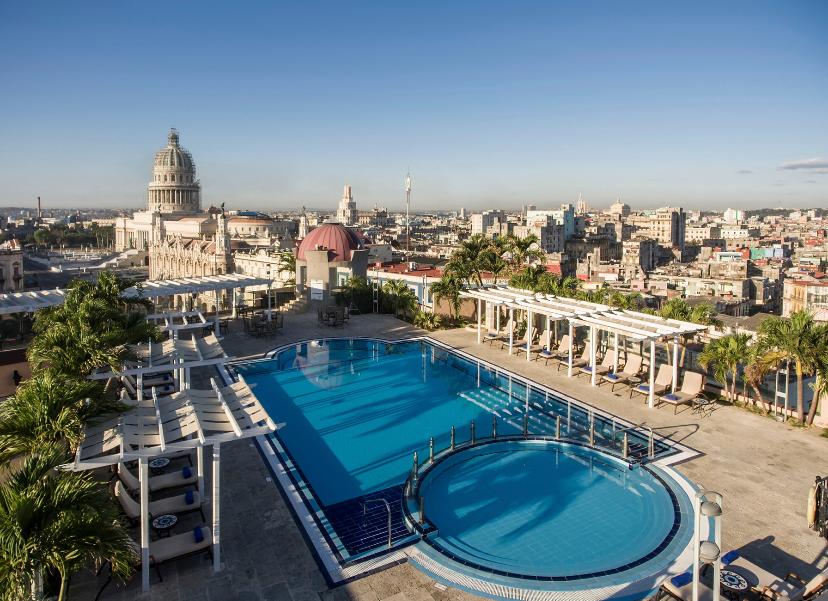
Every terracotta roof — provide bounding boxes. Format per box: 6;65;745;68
297;223;363;261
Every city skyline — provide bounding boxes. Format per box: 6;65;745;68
1;1;826;211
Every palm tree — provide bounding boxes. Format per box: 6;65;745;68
743;343;775;409
0;448;137;601
445;235;490;285
413;311;442;331
656;298;720;367
382;280;417;319
698;334;751;402
502;234;544;274
28;272;161;377
278;252;296;288
0;370;118;465
757;310;821;423
429;273;462;321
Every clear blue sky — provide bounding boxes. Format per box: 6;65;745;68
1;1;826;212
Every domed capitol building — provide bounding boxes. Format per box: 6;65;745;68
114;129;296;286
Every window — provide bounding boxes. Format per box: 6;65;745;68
171;174;176;182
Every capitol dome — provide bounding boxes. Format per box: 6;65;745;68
297;223;364;262
148;129;201;214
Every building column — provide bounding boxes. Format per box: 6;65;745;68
672;335;680;393
212;443;222;572
649;339;656;408
139;457;150;592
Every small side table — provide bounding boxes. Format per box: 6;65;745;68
720;568;750;600
148;457;170;475
152;514;178;538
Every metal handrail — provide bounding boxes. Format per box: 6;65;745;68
362;498;392;549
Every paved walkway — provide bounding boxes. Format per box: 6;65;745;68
72;312;828;601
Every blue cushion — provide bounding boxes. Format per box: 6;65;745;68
637;385;650;392
721;550;740;565
606;374;619;381
664;394;679;401
670;572;693;587
182;466;192;479
185;490;195;505
193;526;204;543
540;350;552;357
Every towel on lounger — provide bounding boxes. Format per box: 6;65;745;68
185;490;194;505
193;526;204;543
671;572;693;587
182;466;192;478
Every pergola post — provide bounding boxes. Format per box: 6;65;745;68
139;457;150;592
672;335;680;393
137;373;144;402
545;316;551;350
526;309;533;362
567;321;574;378
197;445;205;499
476;298;482;344
613;332;619;374
231;288;237;319
590;325;597;386
212;443;222;572
495;304;501;333
648;339;656;408
508;307;514;355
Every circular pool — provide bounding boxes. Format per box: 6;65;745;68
412;439;690;581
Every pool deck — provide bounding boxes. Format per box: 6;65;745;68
76;312;828;601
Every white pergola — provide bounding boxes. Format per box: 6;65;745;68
89;332;229;397
146;310;217;339
0;289;67;315
0;273;273;316
461;285;707;407
61;376;279;592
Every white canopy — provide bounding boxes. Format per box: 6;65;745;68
62;376;279;592
0;273;273;315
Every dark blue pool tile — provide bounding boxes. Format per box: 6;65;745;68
323;485;409;556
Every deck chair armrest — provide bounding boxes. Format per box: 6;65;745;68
784;572;805;585
756;585;780;600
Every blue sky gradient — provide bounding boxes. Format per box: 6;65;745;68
1;1;826;211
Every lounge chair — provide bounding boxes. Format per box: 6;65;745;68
602;354;643;391
658;371;704;414
535;335;571;365
558;345;591;372
484;317;513;345
121;375;176;399
725;555;828;600
118;462;198;495
579;350;617;379
114;480;206;525
513;329;542;358
630;363;673;400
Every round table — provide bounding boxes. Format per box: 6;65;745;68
152;514;178;538
720;569;750;600
148;457;170;474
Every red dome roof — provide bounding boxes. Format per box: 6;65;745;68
297;223;364;262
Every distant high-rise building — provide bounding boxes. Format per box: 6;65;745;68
335;185;358;225
632;207;686;250
471;210;508;237
723;208;745;223
609;198;631;217
459;207;467;219
576;195;589;215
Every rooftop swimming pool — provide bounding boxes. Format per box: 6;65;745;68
232;338;697;598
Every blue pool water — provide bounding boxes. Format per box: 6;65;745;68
234;338;679;562
415;440;680;579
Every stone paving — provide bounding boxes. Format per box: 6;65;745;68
70;311;828;601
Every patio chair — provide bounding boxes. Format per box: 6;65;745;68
579;349;617;379
120;375;175;400
535;334;570;365
557;345;590;371
630;363;673;400
513;329;542;358
727;555;828;600
118;462;198;495
658;371;704;414
114;480;206;525
485;317;513;345
602;354;643;391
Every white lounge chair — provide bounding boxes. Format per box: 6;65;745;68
631;363;673;400
658;371;704;414
536;335;571;365
121;374;176;399
484;317;513;345
558;345;590;372
114;480;205;525
602;354;643;390
118;462;198;495
579;350;617;379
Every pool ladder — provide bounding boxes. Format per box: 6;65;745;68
362;498;393;549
